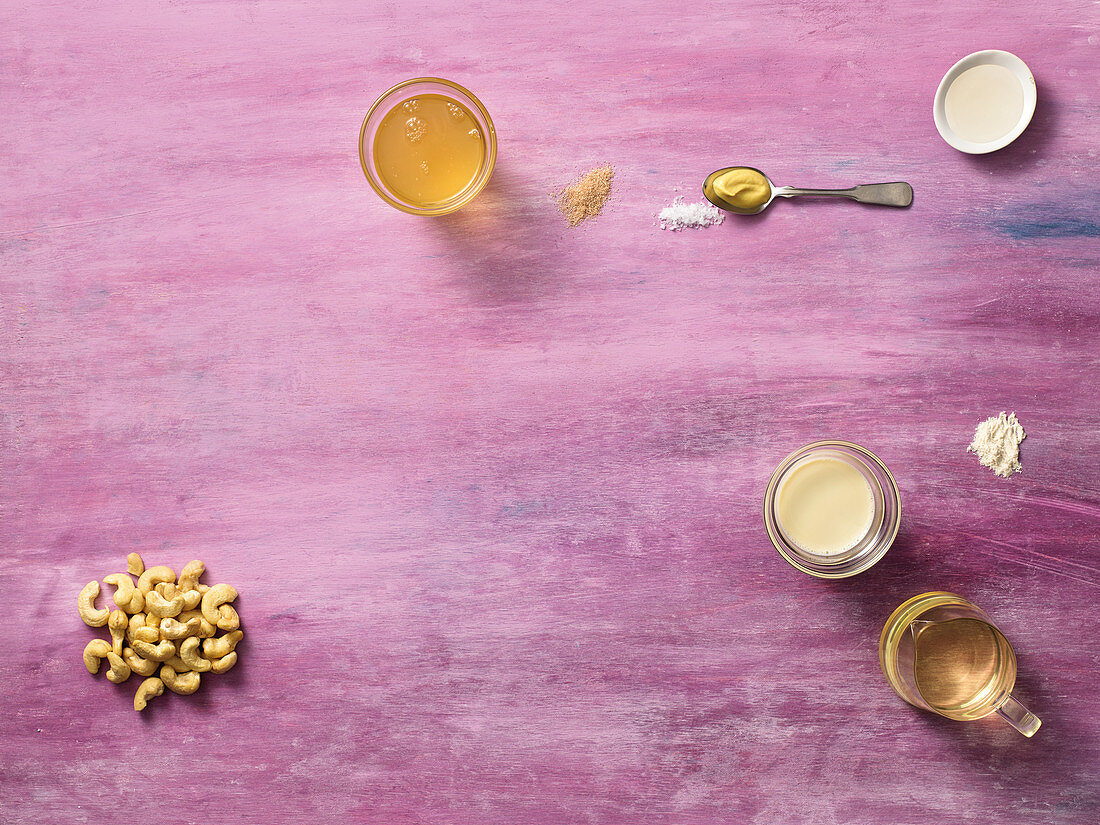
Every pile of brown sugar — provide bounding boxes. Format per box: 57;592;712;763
557;164;614;227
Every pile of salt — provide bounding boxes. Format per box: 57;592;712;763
658;197;725;231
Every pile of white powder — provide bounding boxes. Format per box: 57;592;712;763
968;412;1026;478
658;197;724;231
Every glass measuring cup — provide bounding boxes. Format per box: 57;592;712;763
880;592;1041;737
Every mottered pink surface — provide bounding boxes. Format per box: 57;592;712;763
2;1;1099;823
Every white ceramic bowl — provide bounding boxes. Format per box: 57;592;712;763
933;50;1037;154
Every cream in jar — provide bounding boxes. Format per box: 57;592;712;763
763;441;901;578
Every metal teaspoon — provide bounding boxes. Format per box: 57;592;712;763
703;166;913;215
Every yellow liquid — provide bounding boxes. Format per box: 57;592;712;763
775;457;875;556
880;594;1022;723
913;618;1005;713
373;94;486;207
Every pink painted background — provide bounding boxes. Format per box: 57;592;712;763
2;1;1098;823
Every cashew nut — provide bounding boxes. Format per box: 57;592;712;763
108;609;129;656
105;652;131;684
160;665;201;695
126;552;145;576
178;609;217;638
83;639;112;674
210;651;237;674
178;559;205;591
134;677;164;711
126;614;158;645
154;581;178;600
103;573;136;609
131;639;176;662
159;616;201;640
181;588;203;610
137;565;175;594
122;646;159;677
165;655;193;672
195;583;210;594
145;612;161;628
135;627;159;644
106;571;148;613
77;581;110;627
200;584;237;624
145;589;184;618
202;630;243;660
178;637;212;672
215;604;240;632
126;589;145;613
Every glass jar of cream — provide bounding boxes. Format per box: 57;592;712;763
763;441;900;578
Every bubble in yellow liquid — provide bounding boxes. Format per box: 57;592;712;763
405;117;426;144
374;94;486;207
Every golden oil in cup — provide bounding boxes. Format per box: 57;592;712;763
360;77;496;215
880;592;1040;736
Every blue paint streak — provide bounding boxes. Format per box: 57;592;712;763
995;214;1100;239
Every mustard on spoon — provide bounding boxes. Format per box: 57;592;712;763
704;166;913;215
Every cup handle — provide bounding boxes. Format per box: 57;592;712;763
996;694;1041;737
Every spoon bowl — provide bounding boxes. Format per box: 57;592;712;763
704;166;913;215
703;166;777;215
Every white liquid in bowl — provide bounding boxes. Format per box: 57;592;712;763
775;457;875;556
944;64;1024;144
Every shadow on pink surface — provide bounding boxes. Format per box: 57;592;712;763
432;164;580;305
912;660;1097;818
136;660;251;724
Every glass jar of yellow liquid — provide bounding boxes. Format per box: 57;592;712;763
359;77;497;215
763;441;901;578
880;592;1041;736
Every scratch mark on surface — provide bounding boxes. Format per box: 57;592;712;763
2;210;159;237
1021;495;1100;520
971;296;1003;309
958;531;1100;586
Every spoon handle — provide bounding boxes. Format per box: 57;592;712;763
779;182;913;207
848;182;913;207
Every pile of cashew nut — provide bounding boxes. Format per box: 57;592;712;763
78;553;243;711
